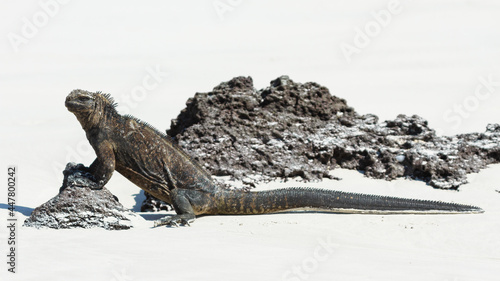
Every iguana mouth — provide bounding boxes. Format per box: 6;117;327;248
65;99;84;111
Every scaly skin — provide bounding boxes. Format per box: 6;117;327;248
65;90;484;227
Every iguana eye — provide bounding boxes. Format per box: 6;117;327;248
78;96;92;101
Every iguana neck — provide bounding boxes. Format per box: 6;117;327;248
75;105;118;132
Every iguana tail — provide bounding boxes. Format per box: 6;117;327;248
215;187;484;215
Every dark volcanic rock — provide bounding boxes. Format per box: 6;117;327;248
143;75;500;211
165;76;500;189
167;76;354;182
24;163;141;230
141;192;172;212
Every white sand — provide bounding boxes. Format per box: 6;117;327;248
1;1;500;280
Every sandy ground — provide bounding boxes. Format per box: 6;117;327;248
0;169;499;281
1;1;500;280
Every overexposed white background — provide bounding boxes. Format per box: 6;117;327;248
1;1;500;281
2;0;500;201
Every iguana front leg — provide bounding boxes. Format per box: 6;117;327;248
88;141;116;190
154;189;196;227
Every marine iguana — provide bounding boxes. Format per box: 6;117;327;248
65;90;484;227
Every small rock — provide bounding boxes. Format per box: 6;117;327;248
24;163;142;230
395;155;405;163
141;192;173;212
486;123;500;133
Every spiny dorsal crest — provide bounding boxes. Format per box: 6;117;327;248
96;91;118;109
123;114;214;178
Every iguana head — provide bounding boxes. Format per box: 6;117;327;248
65;90;97;113
66;90;117;129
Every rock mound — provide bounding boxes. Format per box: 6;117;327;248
24;163;141;230
166;76;500;189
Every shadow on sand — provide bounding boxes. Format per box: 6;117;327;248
0;203;34;216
